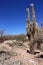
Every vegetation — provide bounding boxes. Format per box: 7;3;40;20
0;34;26;41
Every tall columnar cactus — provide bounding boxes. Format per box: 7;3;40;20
26;3;43;54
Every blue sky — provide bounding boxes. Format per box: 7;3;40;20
0;0;43;35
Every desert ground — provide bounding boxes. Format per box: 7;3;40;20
0;39;43;65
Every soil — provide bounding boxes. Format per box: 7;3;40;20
0;40;43;65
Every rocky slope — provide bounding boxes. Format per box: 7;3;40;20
0;40;43;65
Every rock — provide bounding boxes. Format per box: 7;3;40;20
12;40;17;43
3;40;15;47
0;44;12;52
0;44;19;65
15;41;23;46
4;40;13;44
41;44;43;52
0;56;22;65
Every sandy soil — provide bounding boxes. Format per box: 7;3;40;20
0;41;43;65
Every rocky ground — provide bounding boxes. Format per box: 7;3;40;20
0;40;43;65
